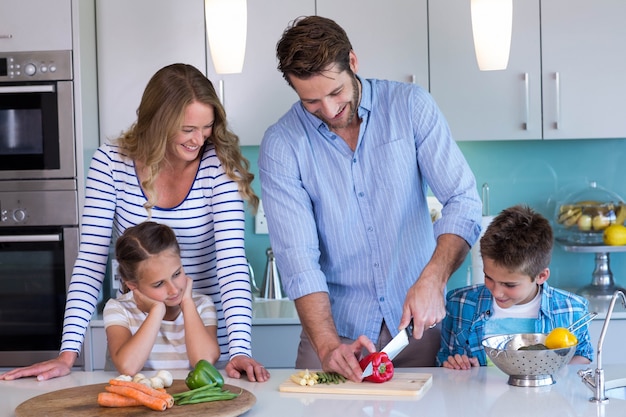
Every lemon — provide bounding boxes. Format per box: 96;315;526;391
603;224;626;246
545;328;577;349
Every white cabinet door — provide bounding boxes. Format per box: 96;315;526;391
95;0;207;143
316;0;429;87
0;0;72;52
588;319;626;365
205;0;315;146
541;0;626;140
429;0;542;141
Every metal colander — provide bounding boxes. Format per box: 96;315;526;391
482;333;577;387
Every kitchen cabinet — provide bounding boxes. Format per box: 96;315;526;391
0;0;72;52
86;322;301;370
429;0;541;141
95;0;207;143
540;0;626;140
588;318;626;365
251;324;301;368
205;0;314;146
429;0;626;141
316;0;429;87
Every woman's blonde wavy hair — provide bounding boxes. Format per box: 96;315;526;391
115;63;259;214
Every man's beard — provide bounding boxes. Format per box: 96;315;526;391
320;74;360;130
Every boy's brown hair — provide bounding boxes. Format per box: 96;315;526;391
479;205;553;279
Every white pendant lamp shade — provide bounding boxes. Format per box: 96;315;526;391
205;0;247;74
471;0;513;71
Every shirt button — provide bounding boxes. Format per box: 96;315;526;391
358;192;364;197
353;158;357;163
374;263;379;268
368;226;373;232
379;297;385;302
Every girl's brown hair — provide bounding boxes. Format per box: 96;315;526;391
115;221;180;293
116;63;258;214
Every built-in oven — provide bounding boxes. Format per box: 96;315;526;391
0;50;75;180
0;179;82;367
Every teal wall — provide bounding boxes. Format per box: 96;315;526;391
242;138;626;293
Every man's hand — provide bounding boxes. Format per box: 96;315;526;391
320;335;376;383
0;351;77;381
442;354;479;370
225;355;271;382
401;275;446;339
401;234;470;338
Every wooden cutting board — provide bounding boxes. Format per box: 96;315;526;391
279;372;432;396
15;379;255;417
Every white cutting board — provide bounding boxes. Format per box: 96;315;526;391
279;372;432;396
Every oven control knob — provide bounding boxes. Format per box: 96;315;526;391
24;63;37;76
12;208;27;223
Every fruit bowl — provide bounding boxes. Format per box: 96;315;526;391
555;181;625;245
482;333;577;387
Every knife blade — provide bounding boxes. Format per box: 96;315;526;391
361;320;414;378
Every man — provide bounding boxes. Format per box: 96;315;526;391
259;16;482;382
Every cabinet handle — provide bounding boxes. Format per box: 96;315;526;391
554;72;561;130
410;74;416;84
0;234;61;243
218;79;225;105
523;73;530;130
0;34;13;39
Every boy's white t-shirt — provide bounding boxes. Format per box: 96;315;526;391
483;286;542;337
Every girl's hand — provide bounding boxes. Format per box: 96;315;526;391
181;276;194;303
132;288;166;318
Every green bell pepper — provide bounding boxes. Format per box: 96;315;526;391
185;359;224;389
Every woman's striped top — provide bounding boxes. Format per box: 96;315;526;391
62;142;253;363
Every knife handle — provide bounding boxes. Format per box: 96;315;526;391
405;319;414;338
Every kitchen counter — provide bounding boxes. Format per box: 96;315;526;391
2;365;626;417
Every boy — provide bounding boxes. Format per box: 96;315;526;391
437;205;594;369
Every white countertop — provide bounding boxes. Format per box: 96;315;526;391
2;365;626;417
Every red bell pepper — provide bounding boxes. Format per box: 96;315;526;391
359;352;394;383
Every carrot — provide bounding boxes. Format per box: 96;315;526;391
97;392;142;408
105;385;168;411
108;379;174;408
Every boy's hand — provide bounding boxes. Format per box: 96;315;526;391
181;276;194;303
442;354;479;370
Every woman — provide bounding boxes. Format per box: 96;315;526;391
0;63;269;382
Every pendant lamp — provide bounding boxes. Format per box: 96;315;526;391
204;0;247;74
470;0;513;71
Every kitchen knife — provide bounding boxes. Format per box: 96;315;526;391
361;320;414;378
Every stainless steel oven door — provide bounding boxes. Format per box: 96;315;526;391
0;226;83;367
0;80;75;180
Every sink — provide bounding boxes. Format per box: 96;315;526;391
605;378;626;400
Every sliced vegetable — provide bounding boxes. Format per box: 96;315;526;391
359;352;394;383
289;369;346;386
185;359;224;389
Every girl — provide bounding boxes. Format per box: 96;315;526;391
104;221;219;375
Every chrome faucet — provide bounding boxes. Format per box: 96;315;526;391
578;290;626;403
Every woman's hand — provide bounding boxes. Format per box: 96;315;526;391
0;351;77;381
225;355;271;382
